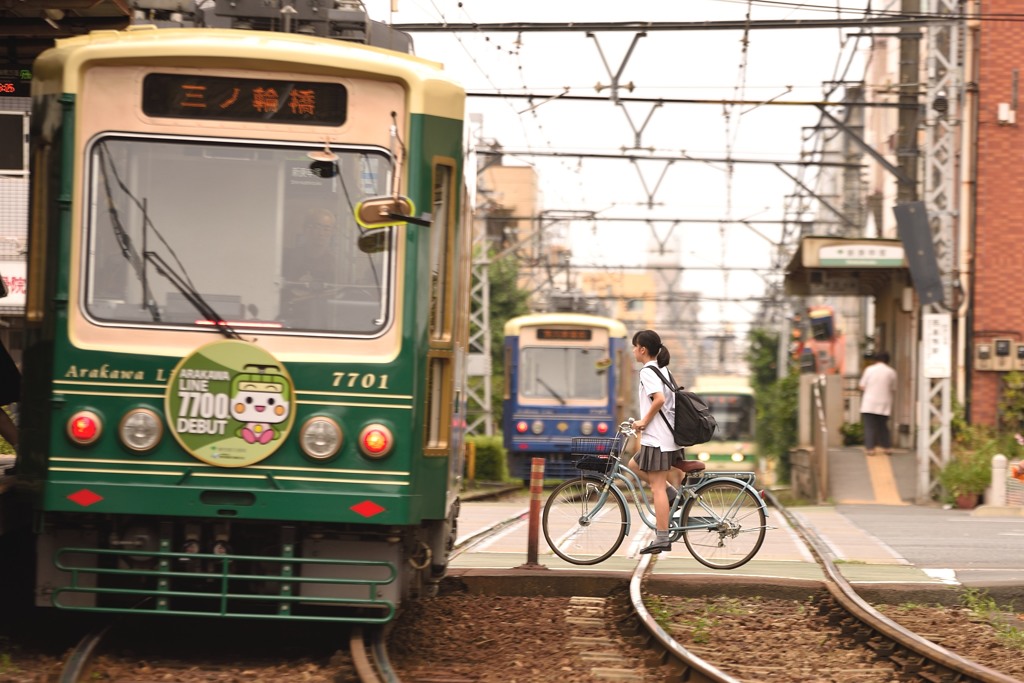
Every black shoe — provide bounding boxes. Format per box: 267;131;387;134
640;538;672;554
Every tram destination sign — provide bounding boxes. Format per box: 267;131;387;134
537;328;592;341
142;74;347;125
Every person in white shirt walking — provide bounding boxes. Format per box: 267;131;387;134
858;351;897;456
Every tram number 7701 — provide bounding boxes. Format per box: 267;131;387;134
331;372;391;389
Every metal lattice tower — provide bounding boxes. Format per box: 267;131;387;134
466;130;494;438
916;0;962;502
466;244;493;437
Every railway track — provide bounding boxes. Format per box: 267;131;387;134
628;490;1022;683
50;489;1024;681
56;617;365;682
762;491;1021;683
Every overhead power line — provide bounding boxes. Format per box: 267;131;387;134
477;148;861;168
390;18;945;33
467;92;914;109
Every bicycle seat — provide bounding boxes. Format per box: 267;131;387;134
673;460;705;473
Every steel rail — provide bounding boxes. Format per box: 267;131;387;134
766;490;1021;683
59;625;110;683
627;553;743;683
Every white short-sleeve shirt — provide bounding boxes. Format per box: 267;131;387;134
859;361;897;416
638;361;678;450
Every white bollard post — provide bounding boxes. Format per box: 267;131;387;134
990;454;1008;508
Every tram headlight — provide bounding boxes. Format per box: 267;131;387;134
300;416;343;460
67;410;102;446
731;452;745;463
580;421;594;435
596;422;609;434
697;451;710;462
119;408;162;452
516;421;528;433
359;423;394;459
531;420;544;435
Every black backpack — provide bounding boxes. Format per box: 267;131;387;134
645;366;718;447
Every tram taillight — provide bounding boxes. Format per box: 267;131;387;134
360;424;393;459
68;410;102;445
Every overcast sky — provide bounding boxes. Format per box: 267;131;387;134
362;0;878;333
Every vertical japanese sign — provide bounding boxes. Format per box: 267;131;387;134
923;312;951;379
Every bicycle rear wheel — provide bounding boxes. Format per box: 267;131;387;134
680;480;766;570
542;475;628;565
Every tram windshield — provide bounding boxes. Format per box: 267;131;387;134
83;135;394;336
702;394;755;441
519;347;608;402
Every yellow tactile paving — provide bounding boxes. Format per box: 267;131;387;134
864;452;907;505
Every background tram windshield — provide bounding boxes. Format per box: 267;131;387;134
519;346;608;401
703;394;755;441
85;136;393;335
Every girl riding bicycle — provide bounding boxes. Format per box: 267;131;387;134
630;329;689;554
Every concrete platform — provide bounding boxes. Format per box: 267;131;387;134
452;490;1024;605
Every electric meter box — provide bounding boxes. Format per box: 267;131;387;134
976;343;993;371
994;338;1013;371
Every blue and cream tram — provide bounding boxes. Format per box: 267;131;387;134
502;313;634;482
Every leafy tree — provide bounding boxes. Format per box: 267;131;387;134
997;370;1024;436
746;327;798;483
747;327;780;394
487;253;530;370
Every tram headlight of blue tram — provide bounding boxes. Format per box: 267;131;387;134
119;408;163;452
581;421;594;435
300;416;343;460
531;420;544;435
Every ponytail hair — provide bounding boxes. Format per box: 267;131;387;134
632;329;671;367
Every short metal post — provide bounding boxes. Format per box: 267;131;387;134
466;441;476;487
990;453;1007;507
517;457;548;569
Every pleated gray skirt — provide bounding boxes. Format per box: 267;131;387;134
632;444;683;472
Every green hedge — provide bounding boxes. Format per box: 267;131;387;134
466;434;509;482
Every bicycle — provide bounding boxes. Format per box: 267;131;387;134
541;419;769;569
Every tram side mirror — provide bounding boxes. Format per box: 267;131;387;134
354;195;431;229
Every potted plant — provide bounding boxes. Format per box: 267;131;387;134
938;450;990;509
840;422;864;446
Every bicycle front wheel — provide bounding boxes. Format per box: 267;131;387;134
542;475;628;565
681;480;766;570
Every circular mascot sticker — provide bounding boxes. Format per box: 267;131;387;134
166;340;295;467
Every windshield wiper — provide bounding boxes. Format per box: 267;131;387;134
537;378;567;405
97;141;242;341
97;144;161;321
143;250;242;341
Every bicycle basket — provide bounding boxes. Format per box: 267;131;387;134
570;436;621;456
575;453;616;473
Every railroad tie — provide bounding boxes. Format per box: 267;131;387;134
565;596;646;681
